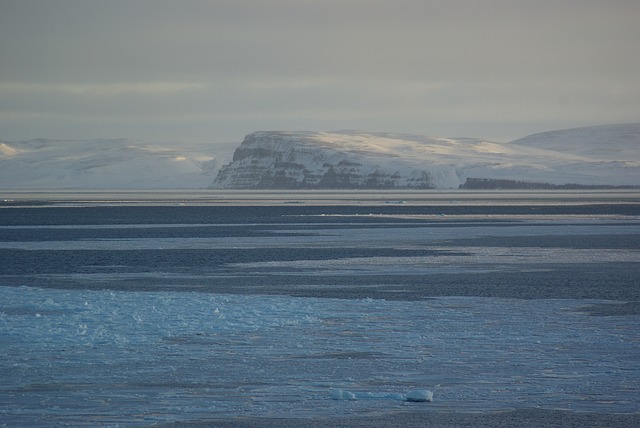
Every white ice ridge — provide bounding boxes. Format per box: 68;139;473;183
331;388;433;402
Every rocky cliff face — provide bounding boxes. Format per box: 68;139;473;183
212;131;458;189
211;125;640;190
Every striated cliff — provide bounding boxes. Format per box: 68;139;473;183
212;131;461;189
211;126;640;189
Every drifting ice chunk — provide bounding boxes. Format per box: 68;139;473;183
331;389;357;400
331;388;433;402
405;390;433;402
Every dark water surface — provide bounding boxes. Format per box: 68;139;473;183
1;198;639;425
1;203;639;301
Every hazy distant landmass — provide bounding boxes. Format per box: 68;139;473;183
1;124;639;190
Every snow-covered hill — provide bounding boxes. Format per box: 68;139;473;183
510;124;640;160
1;124;638;189
211;124;640;189
0;139;235;189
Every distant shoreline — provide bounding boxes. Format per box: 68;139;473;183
3;189;640;207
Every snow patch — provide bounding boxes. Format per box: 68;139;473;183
0;142;19;156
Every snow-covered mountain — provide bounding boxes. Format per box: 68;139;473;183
1;124;638;189
0;139;236;189
211;124;640;189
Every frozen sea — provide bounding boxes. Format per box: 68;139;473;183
1;191;639;426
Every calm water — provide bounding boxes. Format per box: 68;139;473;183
1;200;639;425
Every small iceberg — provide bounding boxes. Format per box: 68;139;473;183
331;388;357;401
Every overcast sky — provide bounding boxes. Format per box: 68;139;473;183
1;0;639;145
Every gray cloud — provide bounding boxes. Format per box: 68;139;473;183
1;0;639;144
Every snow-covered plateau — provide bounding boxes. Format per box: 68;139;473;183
0;139;237;189
213;124;640;189
1;123;639;189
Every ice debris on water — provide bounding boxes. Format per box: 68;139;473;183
331;389;357;401
331;388;433;402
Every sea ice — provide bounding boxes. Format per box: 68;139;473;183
1;286;638;426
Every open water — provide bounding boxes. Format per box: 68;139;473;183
1;197;639;426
